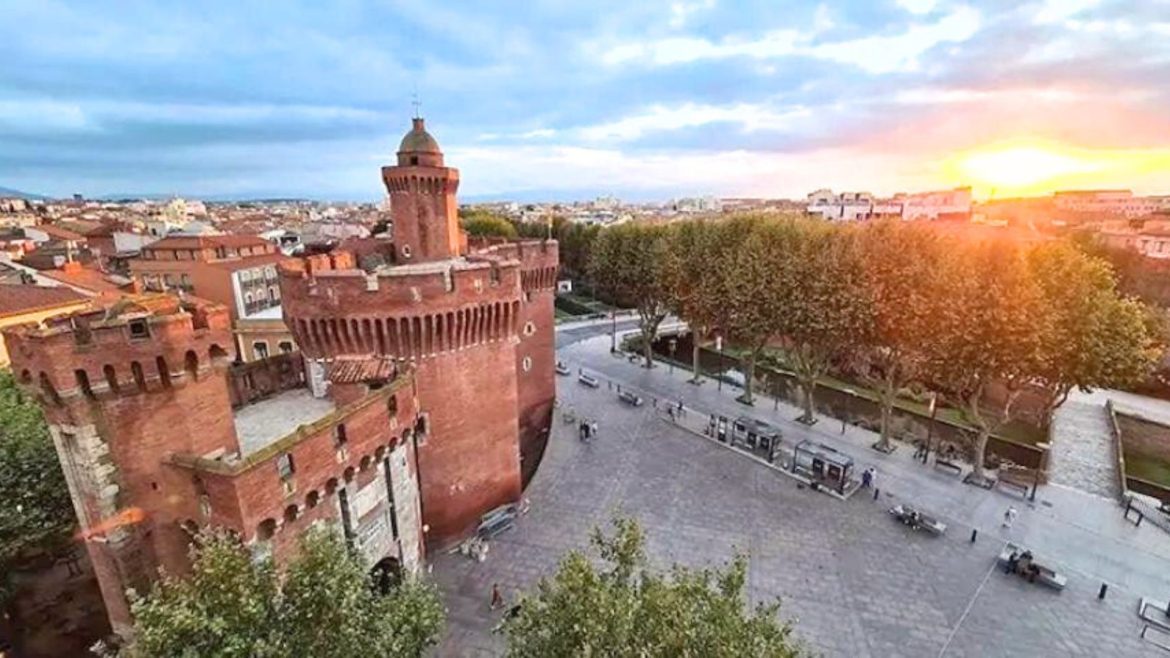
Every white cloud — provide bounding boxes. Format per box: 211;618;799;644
446;143;935;198
669;0;716;29
1033;0;1102;24
897;0;938;15
576;102;809;141
599;5;981;73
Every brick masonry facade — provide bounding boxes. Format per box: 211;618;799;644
4;295;426;637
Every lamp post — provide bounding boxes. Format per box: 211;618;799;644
610;310;617;353
716;334;725;392
668;337;678;375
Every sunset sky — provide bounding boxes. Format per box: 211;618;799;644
2;0;1169;201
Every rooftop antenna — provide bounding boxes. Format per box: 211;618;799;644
411;84;422;119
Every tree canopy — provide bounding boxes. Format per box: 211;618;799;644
129;529;444;658
590;223;672;366
0;370;74;600
460;208;518;239
503;517;803;658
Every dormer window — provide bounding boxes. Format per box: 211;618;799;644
128;319;150;340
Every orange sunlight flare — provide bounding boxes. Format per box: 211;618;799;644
77;507;148;541
941;139;1170;198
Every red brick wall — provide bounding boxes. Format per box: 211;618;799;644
413;345;521;544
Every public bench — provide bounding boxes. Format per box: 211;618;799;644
555;361;571;375
996;544;1068;591
578;373;600;388
618;390;644;406
888;504;947;535
477;504;518;540
934;458;963;476
996;477;1029;498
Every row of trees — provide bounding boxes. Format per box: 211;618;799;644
458;207;600;280
589;216;1161;480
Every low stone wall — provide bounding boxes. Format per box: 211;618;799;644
1109;402;1170;503
650;332;1048;473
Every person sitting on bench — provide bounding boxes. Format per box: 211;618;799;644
1005;549;1020;575
1016;551;1035;580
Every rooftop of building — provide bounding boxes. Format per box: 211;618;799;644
0;284;90;318
146;234;272;251
232;388;336;457
39;261;131;295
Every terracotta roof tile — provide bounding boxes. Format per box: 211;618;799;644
327;357;398;384
0;285;90;318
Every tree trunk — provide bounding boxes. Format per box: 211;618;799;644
690;341;701;382
800;376;816;423
971;427;991;481
642;330;654;369
878;390;893;450
742;352;756;404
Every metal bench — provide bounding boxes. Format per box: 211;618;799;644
996;544;1067;591
555;361;571;375
996;477;1029;498
934;458;963;476
477;504;519;540
888;504;947;535
578;373;600;388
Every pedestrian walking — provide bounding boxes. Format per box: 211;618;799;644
677;400;685;416
1002;506;1018;529
861;468;873;489
667;406;675;421
490;582;504;610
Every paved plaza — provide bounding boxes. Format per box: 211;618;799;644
431;326;1170;657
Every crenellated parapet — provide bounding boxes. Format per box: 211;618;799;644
468;238;560;293
4;294;234;406
279;250;526;361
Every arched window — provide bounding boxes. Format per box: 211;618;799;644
387;394;398;416
305;490;321;509
359;455;372;472
283;504;299;523
131;361;146;391
39;373;60;405
103;365;119;393
343;466;356;483
256;518;277;541
75;369;95;399
184;350;199;379
156;356;172;388
19;369;31;385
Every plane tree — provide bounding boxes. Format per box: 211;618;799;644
1028;241;1158;423
923;239;1046;482
852;220;948;449
590;223;672;368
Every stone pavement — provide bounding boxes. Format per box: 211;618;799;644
429;331;1170;657
1048;390;1120;499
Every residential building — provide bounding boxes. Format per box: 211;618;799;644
0;285;91;366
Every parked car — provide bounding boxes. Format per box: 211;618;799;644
618;390;644;406
555;361;571;375
578;373;601;388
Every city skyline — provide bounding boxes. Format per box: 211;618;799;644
2;0;1169;201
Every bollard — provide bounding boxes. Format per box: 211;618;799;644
872;487;880;501
970;528;977;543
1098;583;1108;600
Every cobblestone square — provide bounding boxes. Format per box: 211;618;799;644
432;333;1167;657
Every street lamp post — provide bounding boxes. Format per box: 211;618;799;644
668;337;678;375
610;310;617;353
716;335;725;392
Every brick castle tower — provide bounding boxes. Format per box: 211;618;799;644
281;117;558;545
5;294;426;636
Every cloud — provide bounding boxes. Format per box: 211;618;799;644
598;5;982;73
577;102;810;141
669;0;716;29
896;0;938;15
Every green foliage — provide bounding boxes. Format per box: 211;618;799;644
1028;241;1157;417
503;517;802;658
460;209;518;238
130;529;444;658
590;223;672;366
556;220;601;280
0;370;74;591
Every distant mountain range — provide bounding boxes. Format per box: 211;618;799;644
0;186;50;200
